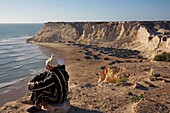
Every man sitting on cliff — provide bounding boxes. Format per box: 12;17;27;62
27;54;69;112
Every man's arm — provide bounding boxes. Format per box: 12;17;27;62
28;73;55;91
29;71;48;82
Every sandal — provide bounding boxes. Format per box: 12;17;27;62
27;106;41;112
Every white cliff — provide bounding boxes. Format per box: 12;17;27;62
27;21;170;58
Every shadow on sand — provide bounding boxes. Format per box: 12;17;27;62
26;105;103;113
68;106;103;113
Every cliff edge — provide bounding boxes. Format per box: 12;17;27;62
27;21;170;58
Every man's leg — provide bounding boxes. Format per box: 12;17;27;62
27;91;43;112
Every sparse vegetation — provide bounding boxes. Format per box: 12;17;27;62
131;95;143;103
116;78;128;83
154;52;170;62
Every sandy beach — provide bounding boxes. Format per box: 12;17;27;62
0;42;170;113
0;83;28;107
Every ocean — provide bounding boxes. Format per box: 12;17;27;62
0;24;47;94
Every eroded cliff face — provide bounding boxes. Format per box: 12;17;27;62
27;21;170;58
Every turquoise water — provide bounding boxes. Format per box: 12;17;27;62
0;24;47;94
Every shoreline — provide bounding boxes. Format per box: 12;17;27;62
0;42;73;107
0;43;51;107
0;82;28;107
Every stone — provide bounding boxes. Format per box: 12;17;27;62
153;73;161;77
149;83;158;88
163;79;170;83
139;60;143;62
85;51;93;56
81;83;92;88
116;52;126;58
78;50;83;53
100;66;105;70
84;55;91;59
76;58;81;61
104;57;110;60
143;81;158;88
44;100;71;113
115;60;123;63
149;77;157;81
109;60;123;65
156;77;164;81
134;83;149;90
93;55;100;60
128;92;134;96
125;60;132;63
122;82;133;86
109;61;116;65
108;52;116;56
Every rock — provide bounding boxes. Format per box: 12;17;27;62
122;82;133;86
76;58;81;61
81;83;93;88
84;49;89;51
115;60;123;63
163;79;170;83
99;50;104;54
109;60;123;65
103;50;109;54
143;67;151;71
125;60;132;63
109;61;116;65
67;43;71;46
44;100;71;113
85;51;93;56
134;83;149;90
93;55;100;60
148;84;158;88
116;52;126;58
149;77;157;81
83;45;91;49
78;50;83;53
129;55;139;58
108;52;116;56
100;66;105;70
97;53;101;56
74;82;77;85
143;81;158;88
104;57;110;60
84;55;91;59
139;60;143;62
128;92;135;96
149;76;163;81
153;73;161;77
156;77;164;81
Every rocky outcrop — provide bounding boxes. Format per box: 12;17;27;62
27;21;170;58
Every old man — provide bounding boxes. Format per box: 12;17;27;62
27;54;69;112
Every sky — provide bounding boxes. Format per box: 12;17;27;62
0;0;170;23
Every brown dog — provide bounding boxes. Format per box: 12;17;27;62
97;66;124;83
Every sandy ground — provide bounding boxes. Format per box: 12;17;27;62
0;83;29;107
0;42;170;113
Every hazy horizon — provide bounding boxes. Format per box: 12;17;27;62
0;0;170;23
1;20;170;24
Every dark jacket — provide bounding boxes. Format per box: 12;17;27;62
28;65;69;103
